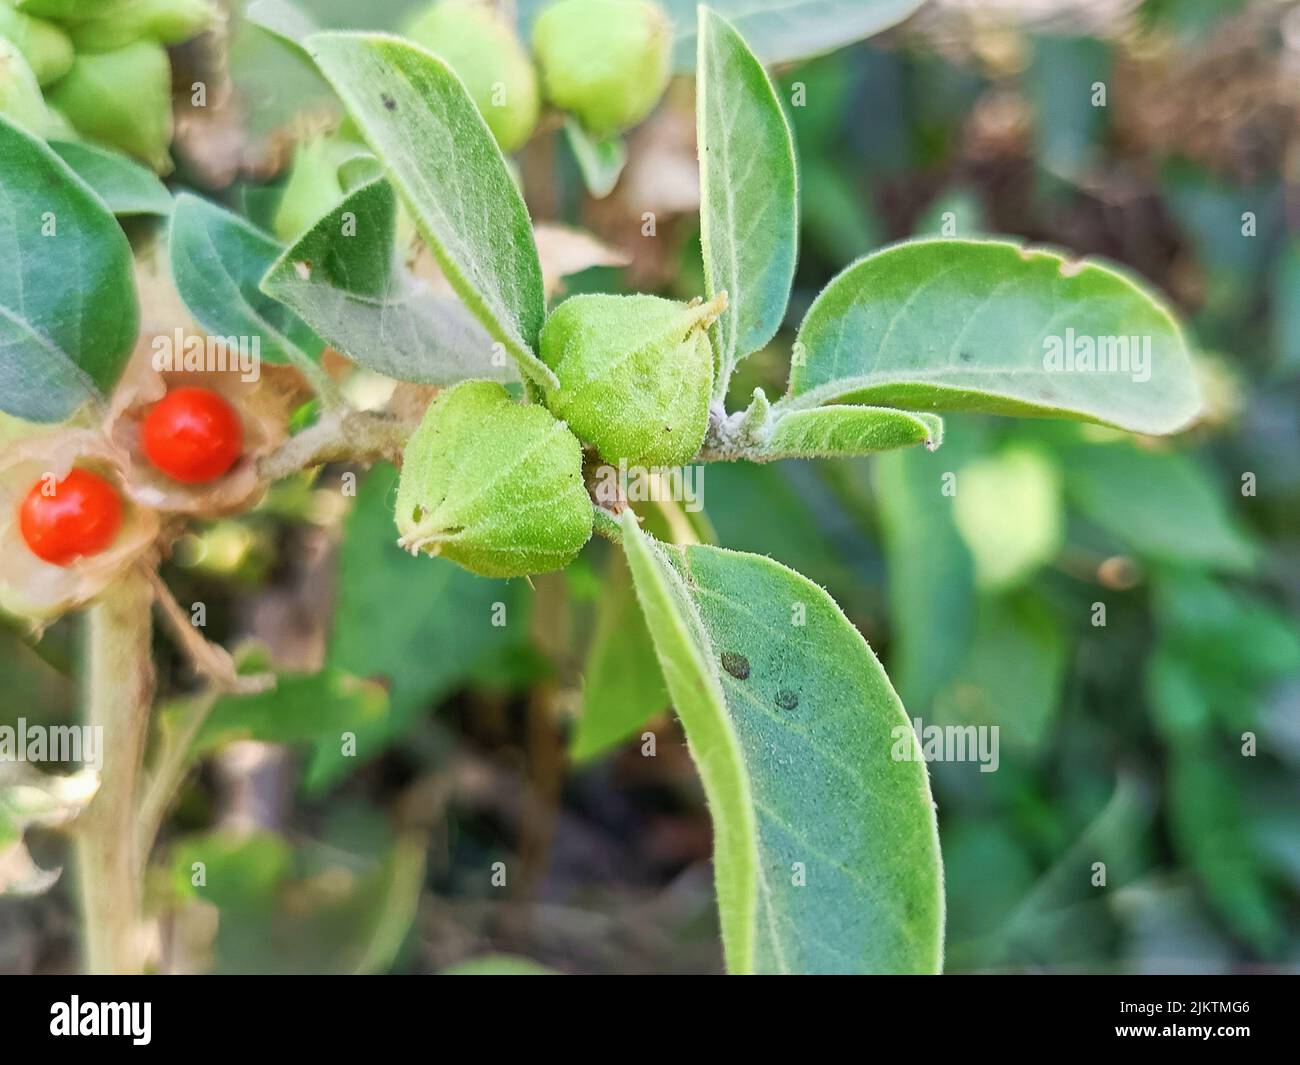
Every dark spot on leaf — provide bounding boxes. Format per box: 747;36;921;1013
959;351;973;362
381;93;396;110
720;651;750;679
775;689;799;711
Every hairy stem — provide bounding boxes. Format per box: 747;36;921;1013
258;408;412;481
75;569;155;974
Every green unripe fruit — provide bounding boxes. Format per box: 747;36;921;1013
68;0;218;53
540;292;725;468
532;0;670;138
0;34;57;136
273;136;346;242
47;40;173;171
404;0;539;154
395;381;593;578
0;7;72;86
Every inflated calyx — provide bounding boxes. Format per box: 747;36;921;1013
539;292;725;468
47;40;173;171
404;0;539;153
395;380;593;578
67;0;218;53
0;34;62;136
0;7;73;85
532;0;670;138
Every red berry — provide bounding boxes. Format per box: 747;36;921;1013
19;468;124;566
141;386;244;484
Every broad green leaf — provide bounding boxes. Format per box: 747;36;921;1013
185;669;390;758
697;7;797;399
564;118;626;200
933;591;1066;753
783;238;1202;436
1272;239;1300;372
571;552;668;763
317;463;526;791
1168;745;1283;954
244;0;321;53
1062;441;1256;572
873;437;977;711
761;405;941;461
517;0;928;70
952;445;1063;589
262;178;511;385
170;829;293;912
169;193;325;366
306;32;555;389
620;511;943;974
49;140;172;217
0;116;138;422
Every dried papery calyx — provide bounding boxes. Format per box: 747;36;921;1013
539;292;725;468
106;270;299;517
395;380;594;578
0;426;160;623
532;0;671;138
404;0;540;153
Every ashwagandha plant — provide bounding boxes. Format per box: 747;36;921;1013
0;0;1202;974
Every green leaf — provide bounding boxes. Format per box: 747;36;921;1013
0;116;138;422
262;178;511;385
49;140;172;217
517;0;928;70
873;439;976;711
952;444;1063;590
305;32;554;389
620;511;943;973
761;405;941;461
244;0;321;53
317;463;525;790
169;193;325;366
571;552;668;763
563;118;626;200
697;7;797;399
933;591;1066;753
1062;441;1256;572
170;829;293;912
186;669;390;758
783;238;1202;436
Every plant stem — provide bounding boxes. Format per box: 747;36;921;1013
74;569;155;974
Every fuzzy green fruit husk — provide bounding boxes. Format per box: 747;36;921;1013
540;293;721;468
0;33;59;135
396;380;593;577
532;0;670;138
68;0;217;53
0;7;72;85
46;40;173;171
404;0;539;153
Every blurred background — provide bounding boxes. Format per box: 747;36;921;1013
3;0;1299;973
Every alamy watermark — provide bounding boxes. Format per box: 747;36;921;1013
0;718;103;771
891;717;1000;773
151;328;261;382
591;461;704;513
1042;329;1151;383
